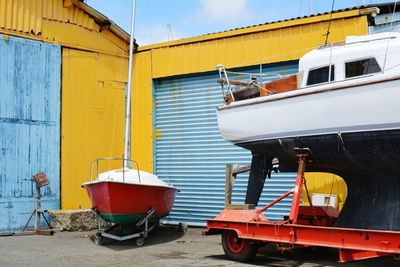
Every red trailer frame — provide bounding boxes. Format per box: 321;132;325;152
204;148;400;263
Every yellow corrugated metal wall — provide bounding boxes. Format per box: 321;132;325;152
41;19;128;56
61;50;155;209
0;0;95;35
42;0;95;30
61;48;128;209
0;0;42;34
143;12;368;78
131;51;154;173
0;0;128;57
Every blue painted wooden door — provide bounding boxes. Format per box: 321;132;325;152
0;36;61;232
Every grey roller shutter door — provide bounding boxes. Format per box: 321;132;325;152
155;61;299;226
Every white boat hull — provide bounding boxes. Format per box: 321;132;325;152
218;77;400;145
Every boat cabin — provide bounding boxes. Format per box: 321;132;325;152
218;32;400;104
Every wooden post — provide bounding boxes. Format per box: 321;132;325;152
225;164;233;207
225;164;252;208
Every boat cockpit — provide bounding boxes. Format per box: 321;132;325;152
218;32;400;105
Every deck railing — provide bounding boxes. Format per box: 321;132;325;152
90;158;141;183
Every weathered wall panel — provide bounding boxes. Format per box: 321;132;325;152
61;48;127;209
0;0;128;57
42;0;95;30
0;0;43;34
0;0;96;35
61;50;154;210
41;19;127;58
0;36;61;231
131;50;154;173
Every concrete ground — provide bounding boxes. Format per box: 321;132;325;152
0;227;398;267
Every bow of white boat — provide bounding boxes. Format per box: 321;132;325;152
83;168;178;190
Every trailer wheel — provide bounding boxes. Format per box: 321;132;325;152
222;230;258;262
179;223;188;233
135;237;145;247
94;232;104;246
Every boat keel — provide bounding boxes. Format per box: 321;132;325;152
240;129;400;231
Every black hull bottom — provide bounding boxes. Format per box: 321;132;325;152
238;129;400;231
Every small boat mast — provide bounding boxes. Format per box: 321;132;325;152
123;0;136;169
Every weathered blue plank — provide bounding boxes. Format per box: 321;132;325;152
0;36;61;231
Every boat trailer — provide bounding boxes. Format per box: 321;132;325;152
93;207;157;247
204;148;400;262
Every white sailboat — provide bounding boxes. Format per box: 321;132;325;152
216;31;400;231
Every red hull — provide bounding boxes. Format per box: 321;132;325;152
83;181;177;218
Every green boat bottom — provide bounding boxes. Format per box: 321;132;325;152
100;213;169;226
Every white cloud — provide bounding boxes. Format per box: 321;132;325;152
195;0;253;24
134;0;257;46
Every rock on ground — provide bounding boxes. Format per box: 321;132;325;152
49;209;97;231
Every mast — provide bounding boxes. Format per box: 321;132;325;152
308;0;313;15
124;0;136;168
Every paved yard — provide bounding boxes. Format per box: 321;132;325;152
0;227;398;267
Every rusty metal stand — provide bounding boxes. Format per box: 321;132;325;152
22;173;54;236
93;207;157;246
289;148;313;224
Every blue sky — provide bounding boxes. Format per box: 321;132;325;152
86;0;390;45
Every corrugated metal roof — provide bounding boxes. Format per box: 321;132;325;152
0;0;130;43
195;7;365;38
0;0;43;35
42;0;96;31
70;0;130;42
138;4;386;51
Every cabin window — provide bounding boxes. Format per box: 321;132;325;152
345;58;381;78
307;66;335;86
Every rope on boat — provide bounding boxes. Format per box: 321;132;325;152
383;1;398;71
324;0;336;45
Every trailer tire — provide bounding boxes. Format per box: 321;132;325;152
312;246;329;254
94;232;104;246
135;237;145;247
222;230;258;262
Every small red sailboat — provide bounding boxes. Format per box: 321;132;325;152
81;0;178;245
83;160;178;227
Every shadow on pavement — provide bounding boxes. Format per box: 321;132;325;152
89;224;186;251
205;244;400;267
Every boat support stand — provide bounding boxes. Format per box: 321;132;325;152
94;207;157;246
